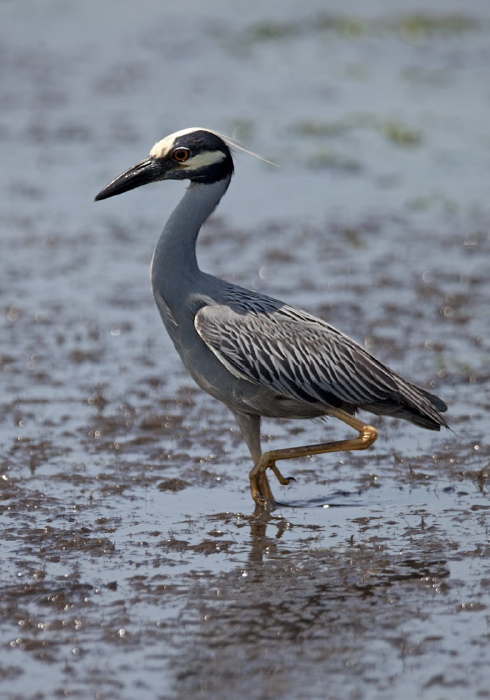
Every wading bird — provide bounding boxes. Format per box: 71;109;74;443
95;128;448;507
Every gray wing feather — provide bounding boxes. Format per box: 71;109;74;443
195;301;409;408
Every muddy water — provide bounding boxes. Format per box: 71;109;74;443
1;1;490;699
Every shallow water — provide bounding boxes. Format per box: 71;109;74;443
1;1;490;699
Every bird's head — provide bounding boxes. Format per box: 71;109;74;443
95;128;234;201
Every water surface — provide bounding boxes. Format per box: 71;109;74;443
1;2;489;698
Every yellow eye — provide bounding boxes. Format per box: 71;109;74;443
173;148;190;163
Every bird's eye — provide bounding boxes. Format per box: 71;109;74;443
173;148;190;163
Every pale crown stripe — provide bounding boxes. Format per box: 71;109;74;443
150;127;214;158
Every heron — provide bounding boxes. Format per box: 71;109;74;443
95;127;448;507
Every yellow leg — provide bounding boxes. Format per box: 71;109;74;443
249;408;378;507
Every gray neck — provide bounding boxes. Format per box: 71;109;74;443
151;176;231;304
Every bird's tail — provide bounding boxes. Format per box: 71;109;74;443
362;381;448;431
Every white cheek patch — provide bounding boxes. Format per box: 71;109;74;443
184;150;227;169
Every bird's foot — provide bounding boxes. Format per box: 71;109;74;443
269;463;296;486
250;468;275;508
259;452;295;487
249;453;296;507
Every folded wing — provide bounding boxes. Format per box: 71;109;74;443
195;298;447;430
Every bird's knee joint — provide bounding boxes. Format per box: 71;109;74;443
360;425;377;449
258;451;275;470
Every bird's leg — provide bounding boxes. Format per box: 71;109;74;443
250;408;378;506
230;411;278;506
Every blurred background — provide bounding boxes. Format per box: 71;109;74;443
1;1;489;699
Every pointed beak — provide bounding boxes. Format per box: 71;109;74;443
94;157;166;201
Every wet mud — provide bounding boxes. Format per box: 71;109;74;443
1;1;490;698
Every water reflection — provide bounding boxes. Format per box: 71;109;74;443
171;509;453;699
